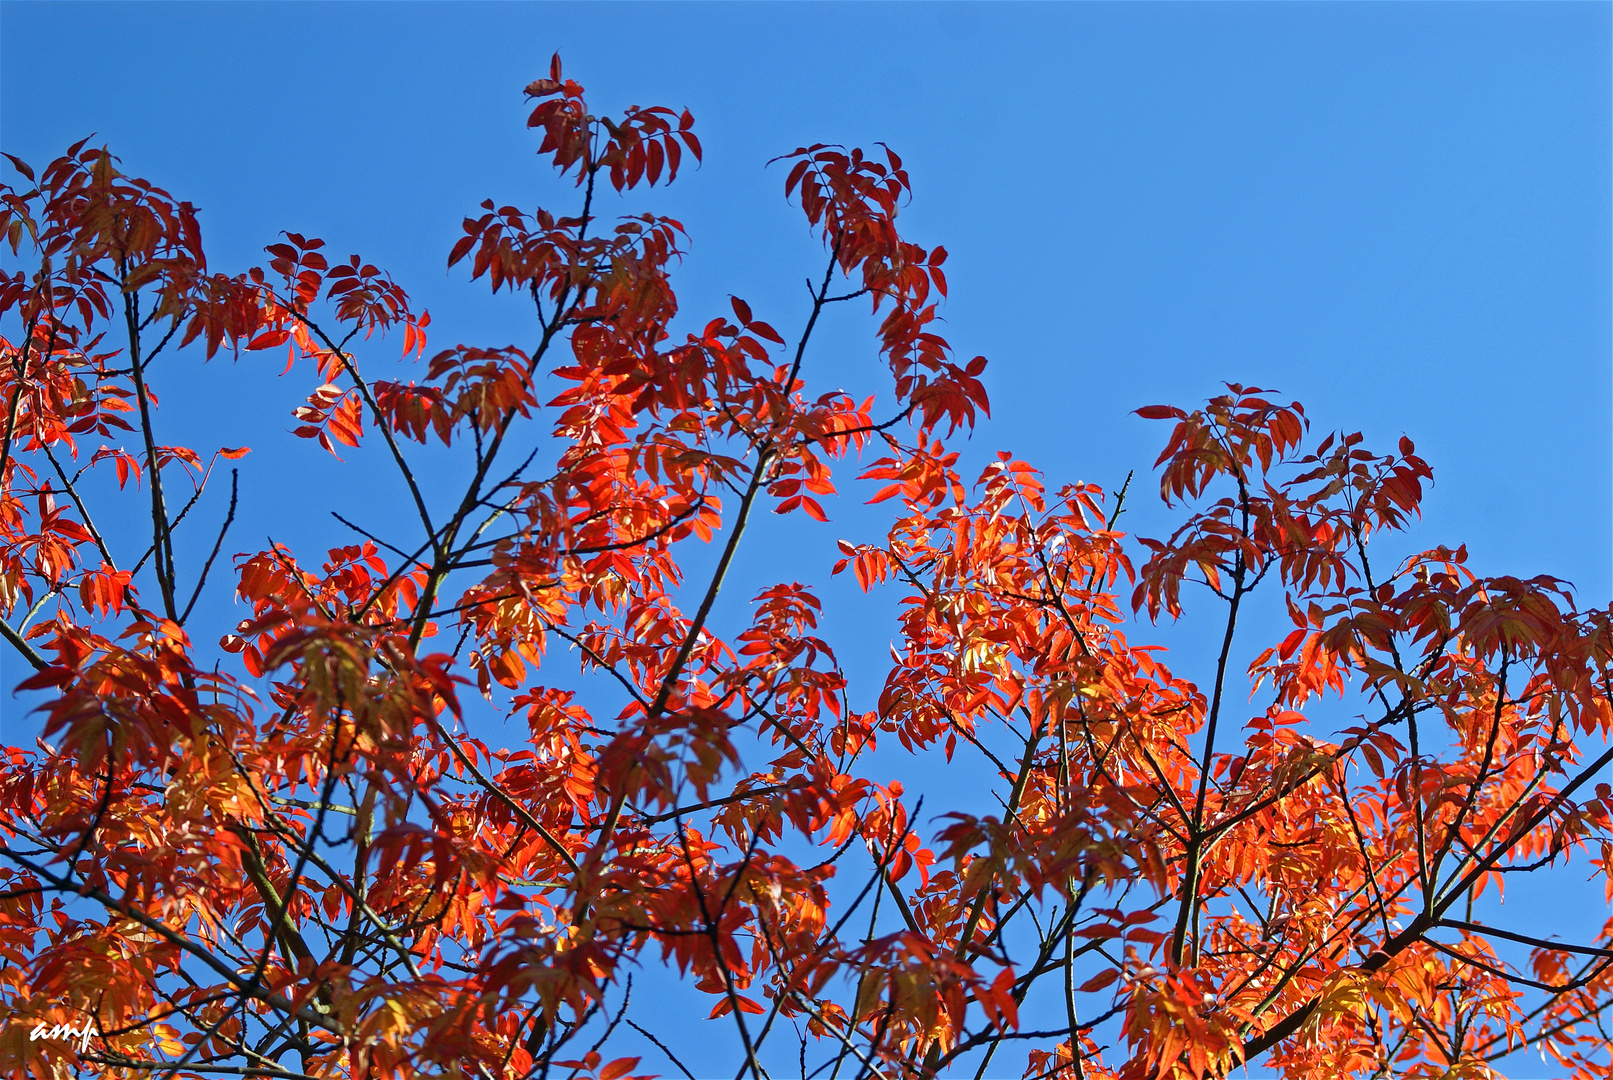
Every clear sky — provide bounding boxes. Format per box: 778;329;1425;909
1;2;1605;603
1;2;1609;1075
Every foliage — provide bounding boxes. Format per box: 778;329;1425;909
1;56;1611;1080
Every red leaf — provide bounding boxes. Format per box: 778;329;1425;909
749;320;785;345
599;1058;641;1080
247;329;290;351
1076;969;1120;994
3;152;35;182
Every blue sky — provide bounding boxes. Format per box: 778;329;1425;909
2;2;1609;1075
2;2;1605;606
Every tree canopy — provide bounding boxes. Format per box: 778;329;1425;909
2;57;1612;1080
